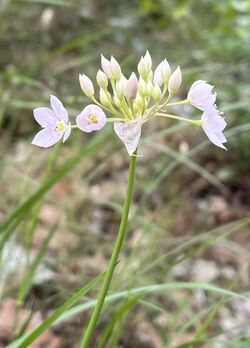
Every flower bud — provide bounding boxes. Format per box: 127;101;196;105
113;94;122;108
101;55;112;79
146;80;154;96
144;50;152;70
134;94;144;110
152;84;162;103
138;77;146;96
96;70;108;89
162;59;171;82
153;61;164;86
137;51;152;80
116;75;127;99
99;89;112;108
133;103;141;117
148;70;153;81
168;66;182;94
125;73;138;100
79;73;94;97
137;57;146;79
110;56;122;80
154;59;171;87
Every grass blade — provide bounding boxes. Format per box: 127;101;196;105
17;223;57;304
57;282;249;324
7;272;105;348
0;130;109;251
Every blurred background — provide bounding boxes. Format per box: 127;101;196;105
0;0;250;347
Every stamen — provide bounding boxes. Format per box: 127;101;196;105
88;115;98;124
56;121;65;132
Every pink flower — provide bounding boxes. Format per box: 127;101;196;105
114;119;142;156
76;104;107;133
202;106;227;150
188;80;216;111
32;95;71;148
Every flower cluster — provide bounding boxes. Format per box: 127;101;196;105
32;51;227;153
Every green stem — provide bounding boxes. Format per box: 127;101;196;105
167;99;190;107
156;113;202;127
91;96;118;116
79;153;137;348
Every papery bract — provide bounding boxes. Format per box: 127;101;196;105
114;119;142;156
76;104;107;133
32;95;71;148
201;105;227;150
188;80;216;111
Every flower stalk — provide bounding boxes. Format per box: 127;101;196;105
79;152;137;348
156;113;202;127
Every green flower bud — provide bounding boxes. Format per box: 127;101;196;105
138;77;146;96
152;84;162;103
146;80;154;96
99;89;112;108
113;94;122;108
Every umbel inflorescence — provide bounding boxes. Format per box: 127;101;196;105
32;51;227;154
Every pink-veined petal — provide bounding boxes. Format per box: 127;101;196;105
201;106;227;150
31;128;63;148
50;95;68;123
33;107;57;127
114;119;142;156
63;124;71;143
202;126;227;150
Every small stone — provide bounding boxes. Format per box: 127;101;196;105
192;259;219;283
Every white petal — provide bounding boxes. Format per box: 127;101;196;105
114;119;142;156
188;80;216;111
202;126;227;150
33;107;57;127
50;95;68;123
63;124;71;143
31;128;62;148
